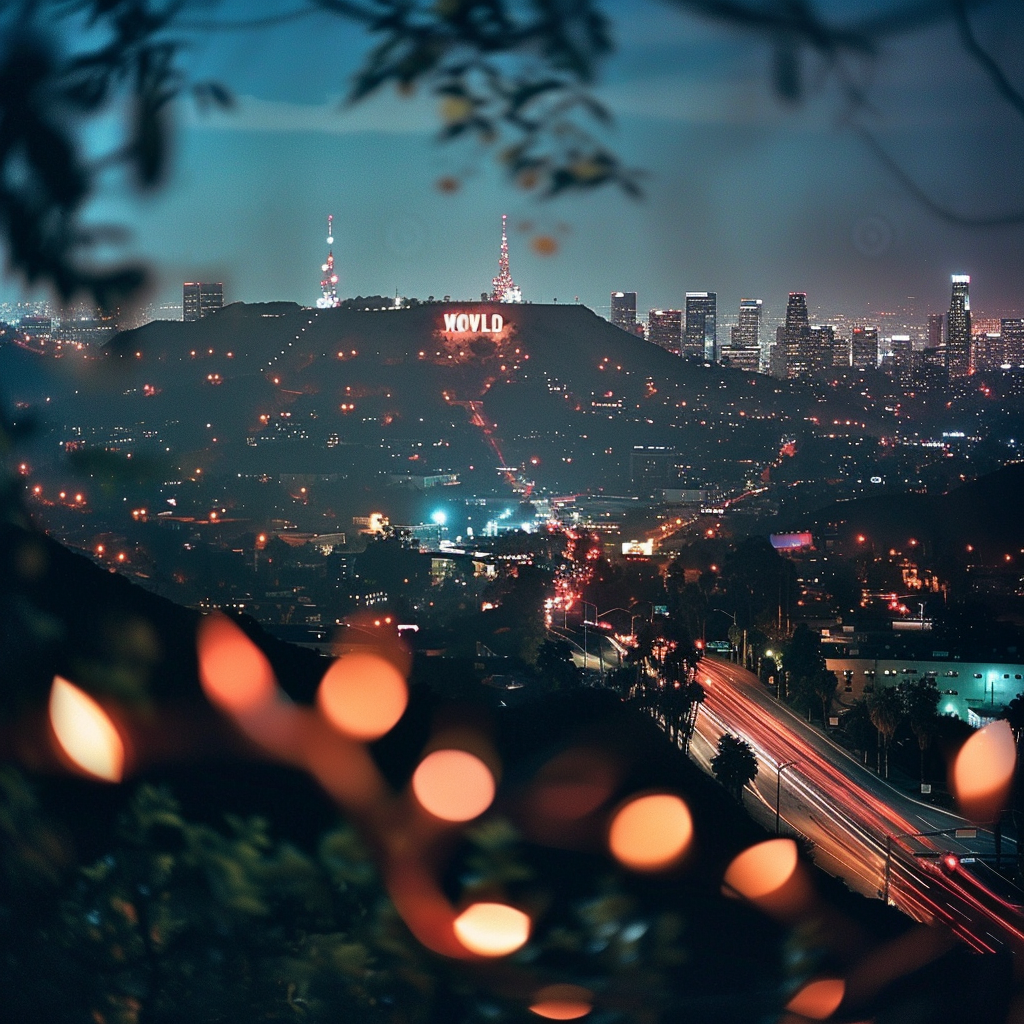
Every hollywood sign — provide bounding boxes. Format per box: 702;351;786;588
442;312;505;334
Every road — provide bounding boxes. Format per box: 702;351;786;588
690;657;1024;954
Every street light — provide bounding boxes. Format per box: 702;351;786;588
775;760;799;835
710;607;741;663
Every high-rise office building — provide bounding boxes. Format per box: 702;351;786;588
782;292;810;379
610;291;637;331
851;326;879;370
972;332;1003;371
1002;318;1024;366
728;297;760;359
927;312;943;349
803;325;834;375
832;334;851;368
946;274;971;378
183;282;223;322
769;326;788;379
890;334;913;381
684;292;717;361
727;298;762;371
648;309;683;354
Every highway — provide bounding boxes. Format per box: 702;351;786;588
689;657;1024;954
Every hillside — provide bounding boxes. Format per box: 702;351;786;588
30;301;852;496
790;462;1024;563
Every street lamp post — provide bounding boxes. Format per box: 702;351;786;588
775;760;798;835
710;607;738;662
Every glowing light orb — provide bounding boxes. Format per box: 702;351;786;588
951;719;1017;821
49;676;124;782
723;838;799;901
529;985;593;1019
785;978;845;1020
412;749;495;821
453;902;530;956
608;792;693;871
317;652;408;740
197;612;277;715
430;510;447;526
326;235;334;244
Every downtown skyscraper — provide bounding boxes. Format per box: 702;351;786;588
782;292;810;379
684;292;717;361
946;274;971;378
183;282;223;321
610;291;638;331
728;298;763;370
851;326;879;370
648;309;683;354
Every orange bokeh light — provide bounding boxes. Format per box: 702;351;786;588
453;902;530;956
197;612;278;715
317;652;408;741
951;719;1017;822
412;748;496;821
49;676;125;783
723;838;799;901
529;748;619;820
529;985;594;1019
785;978;845;1019
608;792;693;872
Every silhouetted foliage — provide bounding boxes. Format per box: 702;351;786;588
0;2;1021;305
711;733;758;802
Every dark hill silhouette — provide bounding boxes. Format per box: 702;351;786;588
31;301;862;494
795;462;1024;562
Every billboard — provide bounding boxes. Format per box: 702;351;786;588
769;532;814;551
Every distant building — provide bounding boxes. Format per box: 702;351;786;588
648;309;682;354
769;326;788;379
972;332;1003;371
630;445;683;494
890;334;913;381
1001;318;1024;366
832;334;850;368
927;312;943;349
803;325;834;375
851;326;879;370
684;292;717;361
730;298;763;369
722;345;760;372
946;274;971;378
183;282;223;322
610;291;637;331
783;292;810;379
19;314;52;340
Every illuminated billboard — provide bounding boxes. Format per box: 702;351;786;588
769;532;814;551
622;539;654;556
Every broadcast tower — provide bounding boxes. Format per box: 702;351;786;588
490;214;522;303
317;215;340;309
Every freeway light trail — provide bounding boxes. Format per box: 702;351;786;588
689;658;1024;954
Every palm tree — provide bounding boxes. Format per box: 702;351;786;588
711;734;759;802
903;680;940;786
868;687;904;779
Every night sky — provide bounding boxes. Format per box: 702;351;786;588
10;1;1024;326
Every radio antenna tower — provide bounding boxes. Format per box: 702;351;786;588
490;214;522;303
317;215;340;308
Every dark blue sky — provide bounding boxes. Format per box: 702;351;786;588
9;1;1024;327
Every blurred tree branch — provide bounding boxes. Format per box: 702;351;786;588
0;0;1022;308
